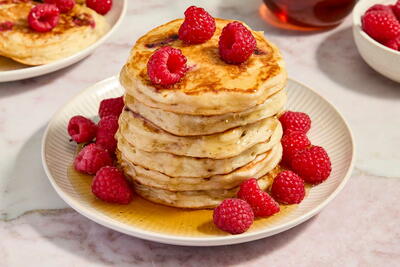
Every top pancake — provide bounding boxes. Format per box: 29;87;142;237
0;0;108;65
120;18;287;115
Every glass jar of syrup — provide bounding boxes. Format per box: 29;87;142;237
261;0;356;31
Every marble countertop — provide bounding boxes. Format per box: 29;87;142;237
1;0;399;266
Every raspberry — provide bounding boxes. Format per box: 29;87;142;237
96;115;118;154
67;115;97;143
28;4;60;32
362;10;400;42
213;198;254;234
147;46;187;86
92;166;132;204
44;0;75;13
178;6;216;44
281;131;311;166
393;1;400;19
271;171;305;204
86;0;112;15
74;143;113;175
98;96;124;118
237;178;280;217
279;111;311;134
384;36;400;50
218;21;256;64
0;21;13;32
366;4;393;14
292;146;332;185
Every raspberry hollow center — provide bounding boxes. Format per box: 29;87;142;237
224;34;235;50
147;46;188;86
167;54;184;74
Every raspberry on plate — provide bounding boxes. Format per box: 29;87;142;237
362;10;400;42
28;4;60;32
237;178;280;217
0;21;14;32
96;115;119;154
92;166;133;204
74;143;113;175
147;46;187;86
279;111;311;134
67;115;97;143
281;131;311;166
218;21;256;64
213;198;254;234
98;96;124;118
44;0;75;13
178;6;216;44
292;146;332;185
271;171;305;204
86;0;112;15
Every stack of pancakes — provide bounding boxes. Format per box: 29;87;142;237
117;18;287;209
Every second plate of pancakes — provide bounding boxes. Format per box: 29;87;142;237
41;76;355;246
0;0;127;82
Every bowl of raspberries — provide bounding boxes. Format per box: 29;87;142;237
353;0;400;82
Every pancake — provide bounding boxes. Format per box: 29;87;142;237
115;15;288;209
124;89;286;136
0;1;108;65
118;109;279;159
118;143;282;191
116;121;282;178
132;166;282;209
120;18;287;115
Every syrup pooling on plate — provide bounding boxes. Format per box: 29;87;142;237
44;75;354;244
68;164;303;236
0;56;27;70
63;5;333;236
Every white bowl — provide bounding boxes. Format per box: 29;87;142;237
0;0;127;83
353;0;400;83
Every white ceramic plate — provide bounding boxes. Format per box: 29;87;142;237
41;76;355;246
0;0;127;83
